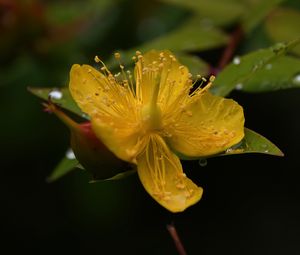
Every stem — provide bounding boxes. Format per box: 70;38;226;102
217;26;244;71
167;223;187;255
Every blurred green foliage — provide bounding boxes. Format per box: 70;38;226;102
1;0;300;254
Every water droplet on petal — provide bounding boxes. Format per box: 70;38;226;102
233;56;241;65
292;74;300;85
235;83;243;90
198;158;207;167
49;89;63;100
66;148;76;160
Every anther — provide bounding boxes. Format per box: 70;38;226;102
114;52;121;59
176;183;185;189
94;56;100;63
209;75;215;82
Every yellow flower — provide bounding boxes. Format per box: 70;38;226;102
69;50;245;212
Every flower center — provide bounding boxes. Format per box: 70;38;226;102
141;103;162;132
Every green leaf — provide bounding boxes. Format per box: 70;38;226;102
159;0;245;26
219;128;284;157
107;17;228;71
89;169;137;183
28;87;87;119
138;17;228;52
242;0;286;34
239;56;300;92
46;0;115;25
265;7;300;56
212;39;300;96
175;128;283;160
175;53;210;76
47;150;80;182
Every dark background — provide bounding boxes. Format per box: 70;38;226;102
1;0;300;254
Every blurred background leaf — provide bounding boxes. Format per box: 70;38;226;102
265;7;300;55
2;0;300;254
159;0;246;26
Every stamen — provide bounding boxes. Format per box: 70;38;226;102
114;52;121;59
94;55;101;63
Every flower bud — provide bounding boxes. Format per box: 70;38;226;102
45;103;126;180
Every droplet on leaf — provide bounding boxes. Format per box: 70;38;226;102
233;56;241;65
235;83;243;90
292;74;300;85
272;42;286;54
198;158;207;167
265;64;272;70
49;89;63;100
66;148;76;160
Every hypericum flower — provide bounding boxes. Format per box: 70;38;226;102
69;50;245;212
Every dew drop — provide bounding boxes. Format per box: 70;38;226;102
66;148;76;160
232;56;241;65
49;89;63;100
272;42;286;54
292;74;300;85
235;83;243;90
252;65;259;71
81;113;89;119
198;158;207;167
261;144;268;149
226;148;233;153
265;64;272;70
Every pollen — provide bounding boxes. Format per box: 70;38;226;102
94;55;101;63
114;52;121;59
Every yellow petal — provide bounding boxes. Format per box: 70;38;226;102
167;91;245;157
69;64;143;162
134;50;190;112
69;64;136;118
69;64;108;116
137;134;203;212
91;115;144;162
